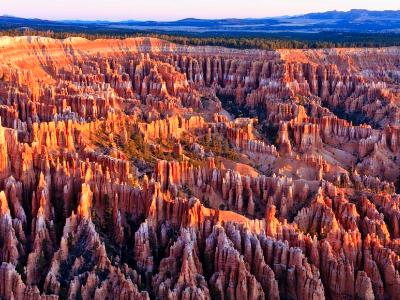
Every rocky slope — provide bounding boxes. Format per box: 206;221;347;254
0;36;399;299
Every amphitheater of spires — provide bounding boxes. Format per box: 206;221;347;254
0;36;399;299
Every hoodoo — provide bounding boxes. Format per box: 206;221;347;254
0;36;399;299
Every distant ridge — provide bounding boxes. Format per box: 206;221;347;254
1;9;400;34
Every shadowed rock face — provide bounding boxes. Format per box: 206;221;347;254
0;36;399;300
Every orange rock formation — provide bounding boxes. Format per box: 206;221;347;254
0;36;399;299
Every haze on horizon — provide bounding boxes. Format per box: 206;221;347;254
1;0;400;21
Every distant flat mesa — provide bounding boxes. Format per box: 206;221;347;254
1;35;399;81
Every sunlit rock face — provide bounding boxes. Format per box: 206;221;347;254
0;36;399;299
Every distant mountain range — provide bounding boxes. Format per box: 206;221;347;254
1;9;400;34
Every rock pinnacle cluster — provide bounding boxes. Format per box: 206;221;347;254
0;36;399;299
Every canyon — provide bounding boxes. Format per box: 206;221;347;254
0;36;399;299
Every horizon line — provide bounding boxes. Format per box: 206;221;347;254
2;8;400;23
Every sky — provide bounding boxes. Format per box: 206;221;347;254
1;0;400;21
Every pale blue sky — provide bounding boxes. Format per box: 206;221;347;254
1;0;399;21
